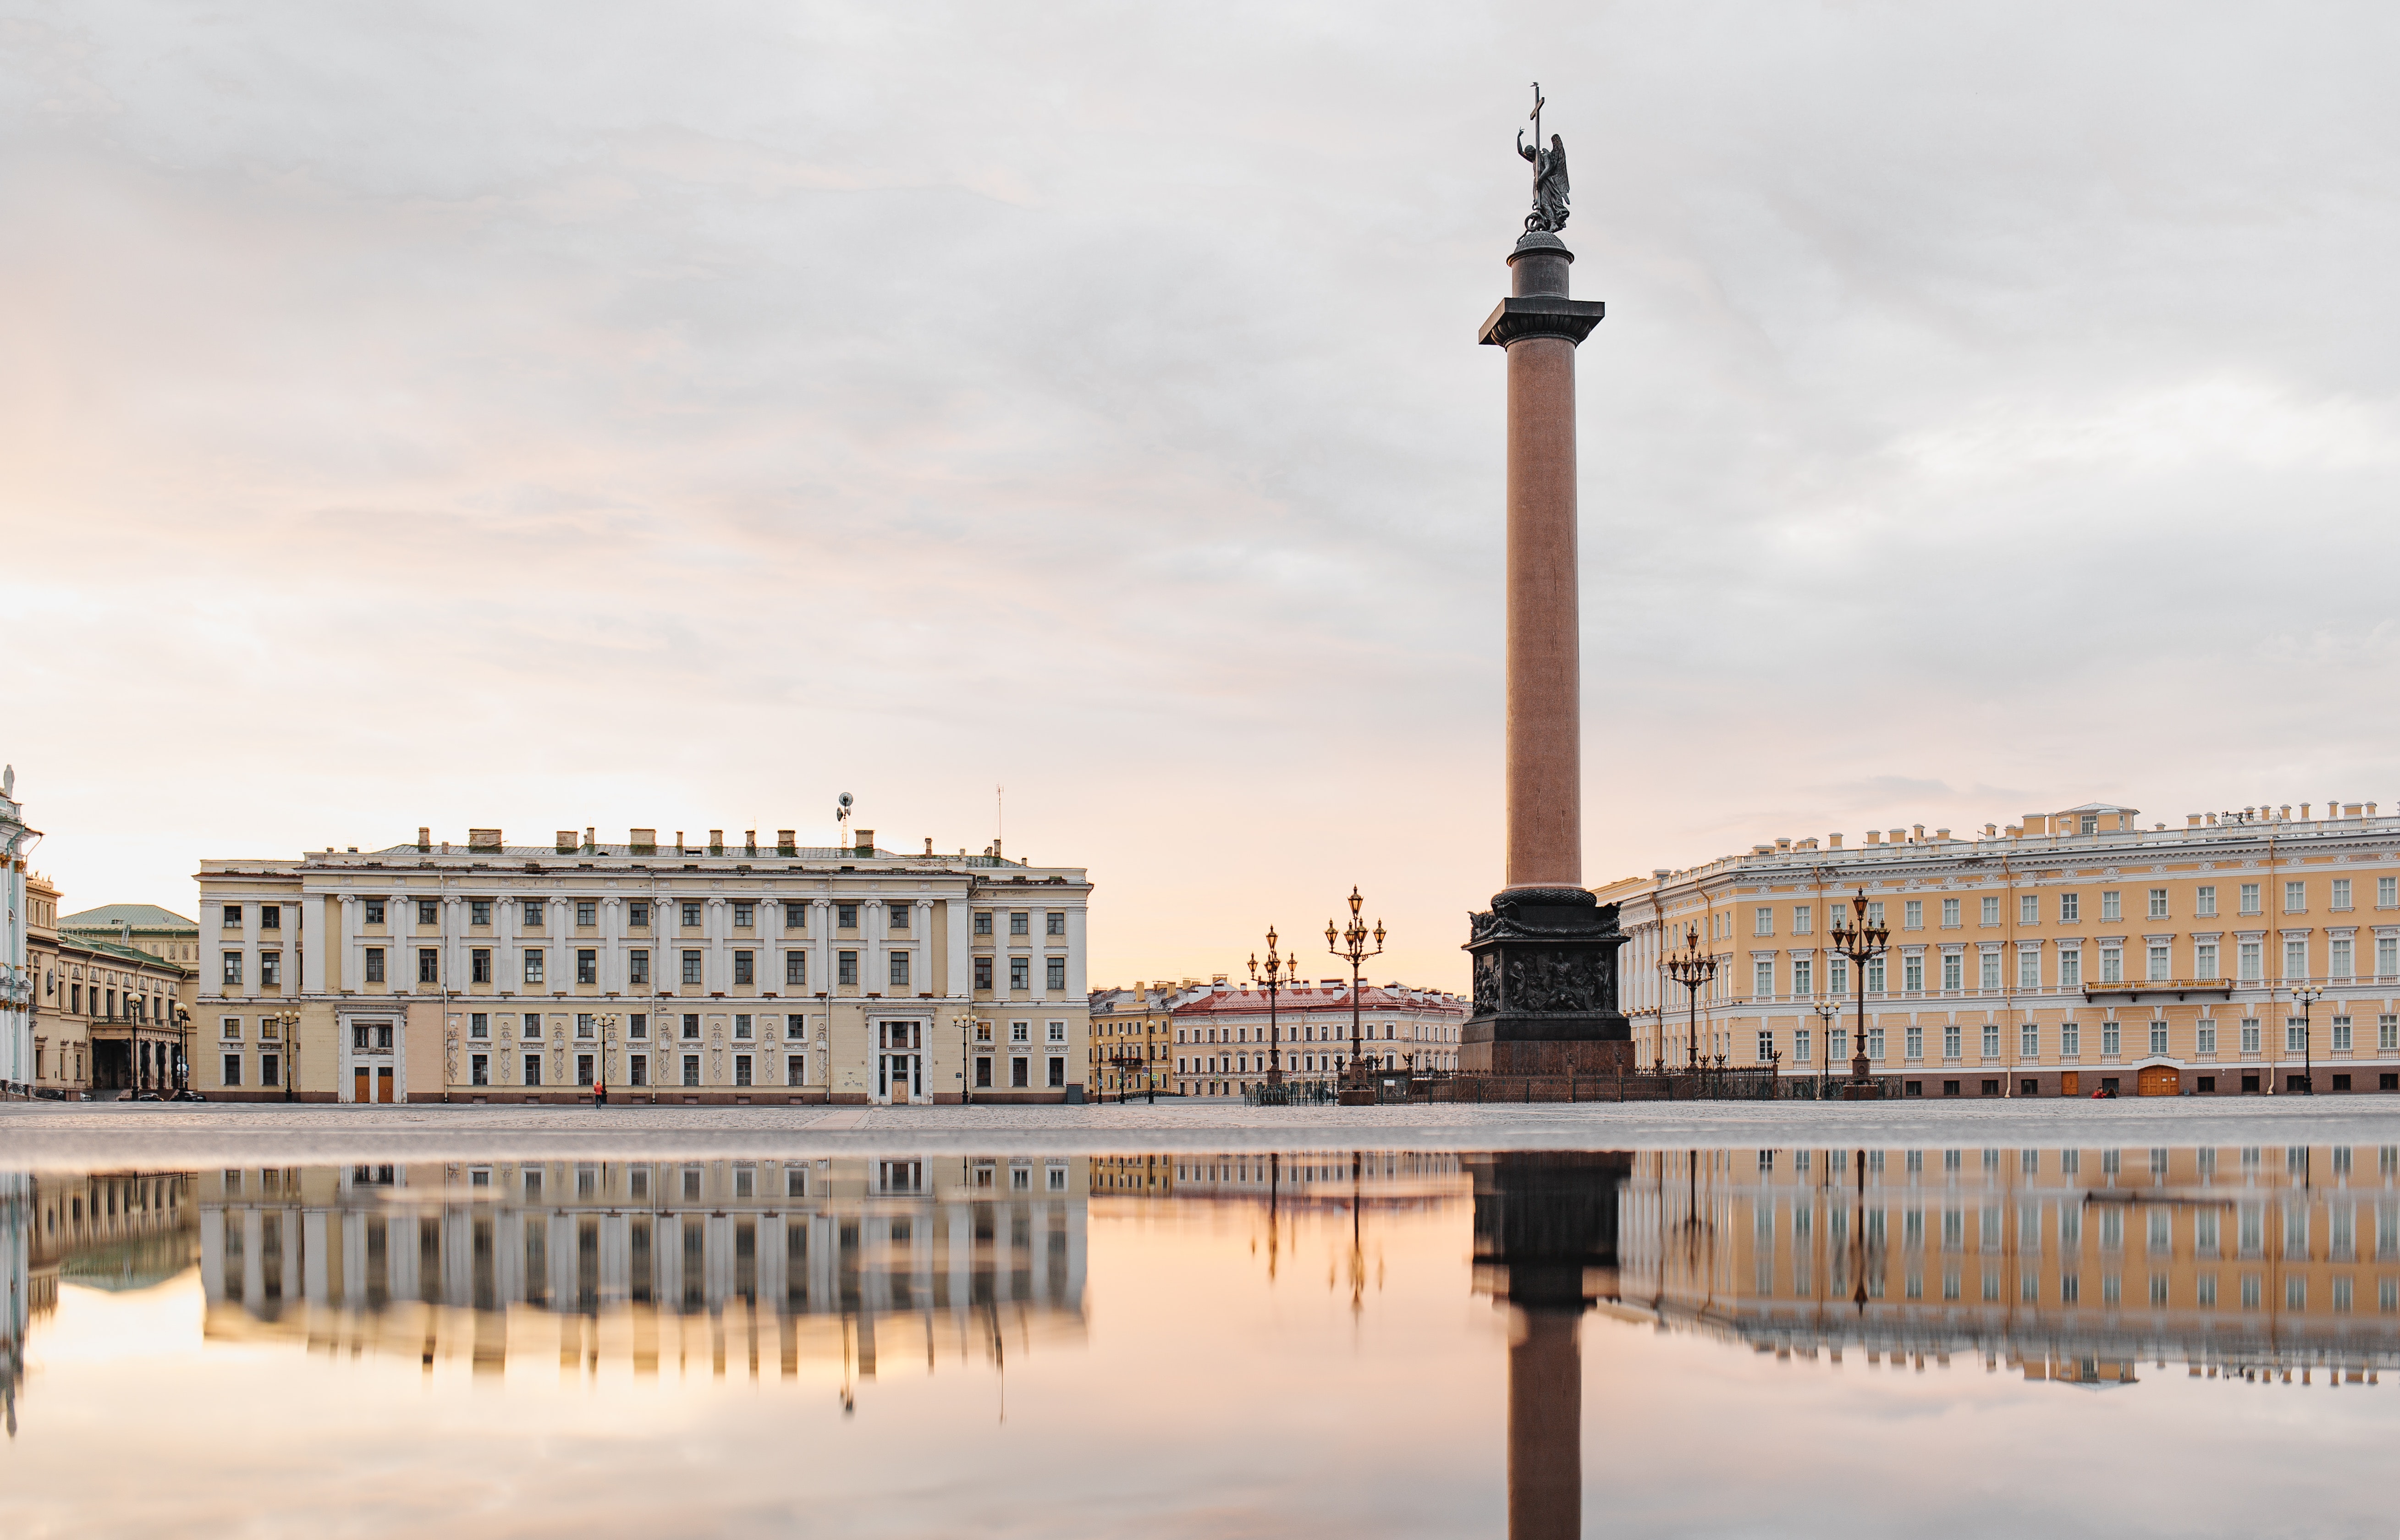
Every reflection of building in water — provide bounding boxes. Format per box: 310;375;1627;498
1617;1144;2400;1384
4;1170;197;1435
194;1157;1087;1386
1161;1151;1464;1210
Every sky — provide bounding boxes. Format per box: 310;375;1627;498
8;2;2400;991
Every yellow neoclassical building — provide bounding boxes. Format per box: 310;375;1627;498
197;826;1090;1104
1598;800;2400;1096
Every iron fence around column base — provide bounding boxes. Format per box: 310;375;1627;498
1419;1067;1906;1104
1245;1082;1340;1107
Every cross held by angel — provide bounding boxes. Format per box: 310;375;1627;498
1518;84;1569;234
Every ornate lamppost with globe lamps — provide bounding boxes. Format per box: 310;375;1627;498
1250;929;1292;1091
1828;890;1891;1099
1812;999;1842;1098
2290;983;2324;1095
275;1009;301;1101
1327;888;1385;1090
1662;926;1719;1072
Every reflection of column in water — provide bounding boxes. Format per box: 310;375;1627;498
1470;1152;1631;1540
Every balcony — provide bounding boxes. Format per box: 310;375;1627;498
2082;977;2234;1004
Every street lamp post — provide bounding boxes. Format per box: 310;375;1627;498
1249;929;1291;1091
1828;889;1890;1097
276;1009;301;1102
1812;999;1841;1094
1327;887;1385;1086
954;1012;977;1105
1662;926;1719;1071
2291;983;2324;1095
594;1012;617;1106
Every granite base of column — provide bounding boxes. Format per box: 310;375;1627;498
1460;887;1630;1079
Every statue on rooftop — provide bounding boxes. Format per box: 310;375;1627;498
1518;84;1569;234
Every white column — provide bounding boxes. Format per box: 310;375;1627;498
1064;902;1088;997
914;899;934;997
600;896;622;992
946;896;972;997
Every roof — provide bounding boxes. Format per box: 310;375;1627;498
53;932;193;973
60;903;197;931
1174;982;1466;1017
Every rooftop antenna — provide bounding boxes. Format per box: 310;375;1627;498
836;792;854;846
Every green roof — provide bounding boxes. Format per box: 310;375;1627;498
59;903;196;931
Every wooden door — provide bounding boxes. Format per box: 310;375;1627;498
377;1066;395;1103
2137;1065;2180;1097
2061;1072;2080;1096
354;1067;370;1102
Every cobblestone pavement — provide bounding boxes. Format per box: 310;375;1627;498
2;1094;2394;1169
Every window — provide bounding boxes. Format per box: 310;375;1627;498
2061;1019;2081;1056
734;951;754;985
259;951;281;986
683;902;704;928
2018;949;2039;990
2285;938;2307;980
471;948;492;983
1867;901;1884;927
974;957;993;990
733;902;754;928
785;951;806;986
2189;885;2215;918
1756;1029;1775;1060
890;953;911;988
1046;911;1065;936
2285;880;2306;913
886;902;908;932
628;901;648;929
1973;896;1995;926
1011;1021;1030;1043
469;899;492;926
2332;1015;2353;1051
2381;876;2399;908
363;901;384;925
1754;960;1774;997
1866;957;1885;993
1793;906;1813;935
1009;912;1029;936
1943;1023;1960;1058
412;899;437;926
522;901;543;927
522;950;542;985
732;1013;753;1040
838;952;858;986
469;1012;489;1039
681;1013;700;1040
2332;937;2354;979
2059;893;2080;922
2143;943;2168;981
683;1056;700;1087
836;903;858;929
524;1055;543;1086
1046;957;1067;991
1795;1027;1812;1062
1942;898;1960;928
628;949;649;985
2240;882;2261;916
1942;954;1962;991
1009;957;1029;990
1980;952;2001;991
577;949;597;984
2147;1019;2168;1056
365;948;386;984
470;1054;489;1085
2019;894;2038;924
2239;940;2262;981
523;1012;543;1039
1903;956;1923;991
2382;939;2399;977
2101;1019;2121;1056
2383;1014;2399;1052
1048;1057;1066;1088
575;901;596;926
222;905;242;927
223;1053;242;1086
629;1013;648;1039
2099;946;2122;984
1904;901;1922;930
2191;941;2216;979
682;951;703;985
2058;949;2081;988
2240;1018;2261;1054
784;902;807;929
1791;958;1812;996
419;949;440;984
2021;1021;2039;1056
2101;891;2122;922
1755;907;1774;937
2196;1018;2216;1054
973;911;992;936
220;1016;242;1040
2287;1018;2309;1054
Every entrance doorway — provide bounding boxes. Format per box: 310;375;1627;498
876;1020;923;1104
2136;1065;2180;1097
353;1066;396;1103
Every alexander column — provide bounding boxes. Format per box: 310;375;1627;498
1461;88;1631;1078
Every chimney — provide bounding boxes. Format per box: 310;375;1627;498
1911;824;1925;842
631;828;657;854
1934;828;1950;842
2301;803;2312;820
468;828;502;852
584;826;595;851
1888;829;1906;844
556;830;577;854
675;830;685;853
708;829;725;855
777;829;797;855
1828;833;1843;849
2187;815;2203;827
743;829;758;856
1865;830;1881;845
1775;836;1792;851
855;829;875;855
417;826;431;852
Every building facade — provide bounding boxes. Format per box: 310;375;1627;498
59;903;203;968
1168;979;1467;1098
1600;799;2400;1095
28;874;196;1096
1084;978;1217;1097
1;766;34;1097
196;826;1090;1104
